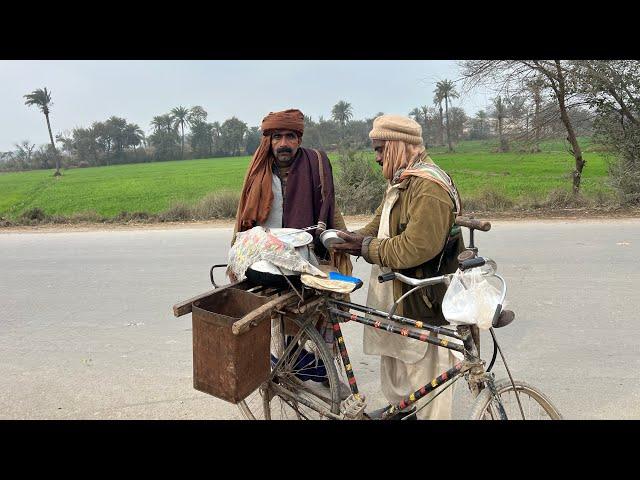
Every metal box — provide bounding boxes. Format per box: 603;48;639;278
191;287;270;403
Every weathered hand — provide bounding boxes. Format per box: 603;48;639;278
332;231;365;256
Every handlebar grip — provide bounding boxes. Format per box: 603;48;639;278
378;272;397;283
460;256;486;271
455;216;492;232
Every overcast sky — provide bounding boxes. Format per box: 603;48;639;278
0;60;495;152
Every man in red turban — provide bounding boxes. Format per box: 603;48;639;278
233;108;351;272
233;108;353;401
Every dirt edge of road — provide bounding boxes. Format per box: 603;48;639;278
2;207;640;233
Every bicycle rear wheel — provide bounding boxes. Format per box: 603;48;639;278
468;379;562;420
237;314;341;420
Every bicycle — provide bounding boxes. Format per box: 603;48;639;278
231;217;562;420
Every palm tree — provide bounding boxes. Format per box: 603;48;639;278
105;116;128;157
409;107;424;124
432;90;445;146
124;123;145;151
171;106;190;159
410;105;431;147
151;114;174;134
421;105;431;147
492;96;509;152
409;107;426;145
436;80;459;152
331;100;353;133
211;121;222;154
526;76;546;152
24;87;61;176
475;110;488;138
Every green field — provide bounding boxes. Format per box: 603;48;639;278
0;138;613;220
429;138;612;201
0;156;252;218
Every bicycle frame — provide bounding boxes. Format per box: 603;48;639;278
231;219;534;419
321;293;500;420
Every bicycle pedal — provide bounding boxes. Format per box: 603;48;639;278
340;394;367;420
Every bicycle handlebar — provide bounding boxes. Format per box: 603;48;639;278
459;256;486;271
378;272;396;283
377;256;494;287
378;271;449;287
455;216;491;232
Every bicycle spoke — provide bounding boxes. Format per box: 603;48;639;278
238;313;341;420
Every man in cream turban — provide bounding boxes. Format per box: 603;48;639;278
333;114;464;419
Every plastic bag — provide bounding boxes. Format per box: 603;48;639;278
441;268;501;330
227;226;326;281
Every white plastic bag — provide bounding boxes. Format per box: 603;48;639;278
441;268;501;330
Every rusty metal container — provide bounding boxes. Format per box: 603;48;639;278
191;287;270;403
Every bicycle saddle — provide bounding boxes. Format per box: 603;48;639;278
493;309;515;328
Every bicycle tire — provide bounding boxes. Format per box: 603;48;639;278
468;378;563;420
237;314;341;420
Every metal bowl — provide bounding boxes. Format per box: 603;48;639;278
319;229;346;249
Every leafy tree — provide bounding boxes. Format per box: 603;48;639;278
190;120;213;158
14;140;36;169
575;60;640;203
470;110;489;140
462;60;588;193
219;117;248;156
448;107;468;142
188;105;208;125
244;126;262;155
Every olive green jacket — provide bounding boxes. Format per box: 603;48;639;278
357;176;464;326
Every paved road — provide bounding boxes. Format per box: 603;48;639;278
1;219;639;419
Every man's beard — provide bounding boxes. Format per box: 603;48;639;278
275;148;295;166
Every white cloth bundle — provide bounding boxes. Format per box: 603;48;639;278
227;226;326;281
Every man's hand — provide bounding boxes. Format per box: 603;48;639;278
332;231;365;256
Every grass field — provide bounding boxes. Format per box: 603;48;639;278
0;137;614;220
0;156;252;219
430;137;613;203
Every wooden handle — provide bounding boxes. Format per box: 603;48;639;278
455;216;492;232
232;291;298;335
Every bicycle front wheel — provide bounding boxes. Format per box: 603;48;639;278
237;313;342;420
468;379;562;420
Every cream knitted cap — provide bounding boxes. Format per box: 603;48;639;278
369;114;423;145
